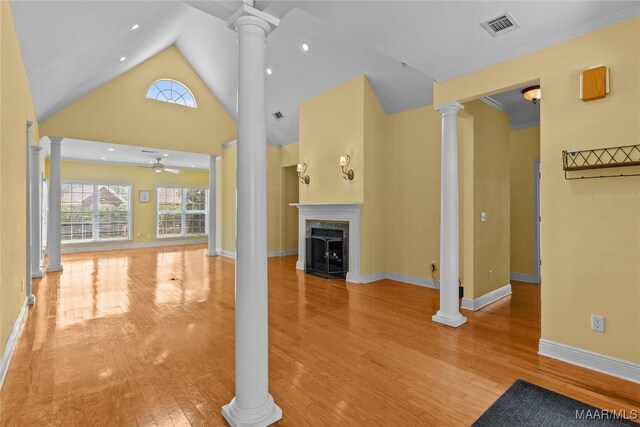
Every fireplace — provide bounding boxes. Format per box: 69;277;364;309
293;203;362;283
306;227;346;279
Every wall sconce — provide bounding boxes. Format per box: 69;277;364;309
297;162;310;185
339;155;354;181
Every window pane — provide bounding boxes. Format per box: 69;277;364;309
186;213;206;235
146;79;197;108
186;189;206;211
158;187;182;211
61;184;93;242
98;185;129;240
158;213;182;237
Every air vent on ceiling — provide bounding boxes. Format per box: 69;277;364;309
273;111;284;120
141;149;159;154
480;12;520;37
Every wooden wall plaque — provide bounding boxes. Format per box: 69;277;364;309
581;66;608;101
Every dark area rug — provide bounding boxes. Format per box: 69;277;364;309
473;380;638;426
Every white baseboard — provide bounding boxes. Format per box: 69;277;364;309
510;272;538;283
1;298;28;390
359;272;387;284
461;284;512;311
219;250;298;260
268;250;298;257
61;238;207;254
385;271;438;289
220;250;236;259
539;339;640;384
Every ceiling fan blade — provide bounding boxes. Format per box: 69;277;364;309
137;165;153;168
164;168;181;174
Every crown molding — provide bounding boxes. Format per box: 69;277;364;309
481;96;509;114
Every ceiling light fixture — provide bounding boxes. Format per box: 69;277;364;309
301;42;310;53
266;68;273;75
521;85;541;104
107;148;115;151
190;164;195;168
163;154;168;157
101;157;107;160
131;23;140;31
119;56;126;62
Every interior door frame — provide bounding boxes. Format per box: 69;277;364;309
533;159;541;284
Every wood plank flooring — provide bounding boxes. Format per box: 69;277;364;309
1;244;638;426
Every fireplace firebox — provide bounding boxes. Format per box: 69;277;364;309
306;228;346;279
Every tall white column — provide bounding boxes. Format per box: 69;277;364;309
207;155;218;257
222;5;281;427
30;145;43;280
432;103;467;328
46;137;63;273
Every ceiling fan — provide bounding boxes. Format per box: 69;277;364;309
138;158;181;174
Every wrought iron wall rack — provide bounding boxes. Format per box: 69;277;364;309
562;144;640;180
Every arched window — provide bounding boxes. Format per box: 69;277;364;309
146;79;197;108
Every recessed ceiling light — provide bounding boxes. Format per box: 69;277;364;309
301;42;310;52
163;153;168;157
266;68;273;75
190;164;195;168
107;148;115;152
131;23;140;31
101;157;107;160
149;160;154;164
119;56;126;62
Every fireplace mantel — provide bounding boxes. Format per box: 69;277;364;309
292;203;362;283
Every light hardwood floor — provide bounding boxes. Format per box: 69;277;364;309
1;244;638;426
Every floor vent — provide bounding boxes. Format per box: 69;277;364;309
480;12;520;37
273;111;284;120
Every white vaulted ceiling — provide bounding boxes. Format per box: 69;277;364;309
10;0;639;148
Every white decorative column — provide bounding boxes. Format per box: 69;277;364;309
207;155;218;256
46;137;63;273
432;103;467;328
30;145;43;280
222;5;281;427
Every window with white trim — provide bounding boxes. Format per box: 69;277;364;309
157;187;208;237
146;79;197;108
61;182;131;243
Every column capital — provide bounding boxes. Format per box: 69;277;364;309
227;4;279;34
435;102;464;115
30;145;42;153
49;136;64;145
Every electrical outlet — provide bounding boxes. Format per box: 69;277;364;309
481;212;487;222
488;270;493;280
430;262;437;272
591;315;605;332
137;233;141;238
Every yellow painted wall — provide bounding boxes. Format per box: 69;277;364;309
0;2;40;356
434;18;640;362
220;143;284;254
299;76;365;204
221;144;237;253
40;46;236;155
464;101;511;299
509;126;540;276
47;160;218;249
282;166;299;251
280;143;298;168
361;78;387;275
384;105;441;279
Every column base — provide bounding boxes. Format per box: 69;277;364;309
46;265;63;273
432;311;467;328
222;395;282;427
207;251;219;257
31;270;43;279
27;294;36;305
